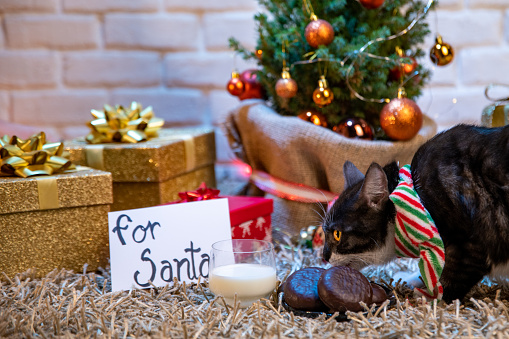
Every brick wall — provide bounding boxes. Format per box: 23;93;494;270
0;0;508;165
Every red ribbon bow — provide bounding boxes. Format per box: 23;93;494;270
176;182;220;203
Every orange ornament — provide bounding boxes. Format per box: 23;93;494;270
226;71;245;96
297;109;328;127
238;69;264;100
305;18;334;49
380;97;423;141
275;69;298;98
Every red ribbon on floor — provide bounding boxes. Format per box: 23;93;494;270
249;169;337;204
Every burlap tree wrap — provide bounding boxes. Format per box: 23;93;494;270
224;99;437;242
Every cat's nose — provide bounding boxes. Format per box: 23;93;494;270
322;246;331;262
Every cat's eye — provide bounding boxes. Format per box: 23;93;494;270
333;230;341;242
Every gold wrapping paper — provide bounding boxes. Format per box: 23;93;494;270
0;205;110;278
0;169;113;278
0;169;112;214
111;164;216;211
65;128;216;183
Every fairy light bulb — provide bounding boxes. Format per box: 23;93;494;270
312;75;334;107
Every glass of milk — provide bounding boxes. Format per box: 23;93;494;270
209;239;277;308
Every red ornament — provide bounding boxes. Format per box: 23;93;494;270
226;71;245;96
333;117;374;140
359;0;385;9
238;69;264;100
380;97;423;141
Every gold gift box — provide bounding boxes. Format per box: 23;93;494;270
65;128;217;211
0;169;113;277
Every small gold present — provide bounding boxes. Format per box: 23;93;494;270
0;133;113;277
481;83;509;127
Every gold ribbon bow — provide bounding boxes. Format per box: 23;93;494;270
86;102;164;144
0;132;75;178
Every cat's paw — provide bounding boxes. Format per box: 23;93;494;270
393;270;424;288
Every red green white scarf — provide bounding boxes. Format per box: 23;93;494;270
389;165;445;300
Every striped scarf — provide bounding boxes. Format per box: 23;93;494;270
389;165;445;300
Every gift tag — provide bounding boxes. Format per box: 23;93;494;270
108;198;231;291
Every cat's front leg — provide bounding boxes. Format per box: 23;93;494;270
440;244;489;303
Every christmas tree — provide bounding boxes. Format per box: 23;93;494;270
230;0;435;139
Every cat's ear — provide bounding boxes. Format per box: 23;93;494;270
343;161;364;190
360;163;389;209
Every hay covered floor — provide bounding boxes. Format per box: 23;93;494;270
2;244;509;338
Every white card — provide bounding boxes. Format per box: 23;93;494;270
108;198;232;291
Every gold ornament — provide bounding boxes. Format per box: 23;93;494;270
312;75;334;107
255;49;263;59
430;35;454;66
305;16;335;49
86;102;164;144
333;117;374;140
297;109;328;127
0;132;75;178
380;91;423;141
275;69;298;98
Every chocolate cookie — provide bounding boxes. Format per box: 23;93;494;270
283;267;328;312
317;266;372;312
370;282;388;305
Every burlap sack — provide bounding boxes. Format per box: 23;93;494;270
224;99;437;242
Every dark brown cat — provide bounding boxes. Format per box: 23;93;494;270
322;124;509;302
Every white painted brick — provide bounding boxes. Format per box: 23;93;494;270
105;14;199;50
5;15;100;49
0;0;58;12
0;121;61;141
215;128;236;163
420;56;457;86
164;52;257;88
0;51;58;89
0;92;9;121
165;0;257;11
417;86;490;127
461;47;509;85
434;10;502;47
0;18;4;49
64;52;161;87
436;0;463;9
11;91;109;126
111;88;207;125
59;125;91;140
209;90;243;126
63;0;159;13
203;12;257;51
469;0;509;8
506;10;509;43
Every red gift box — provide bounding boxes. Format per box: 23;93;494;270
227;196;273;242
167;183;273;242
